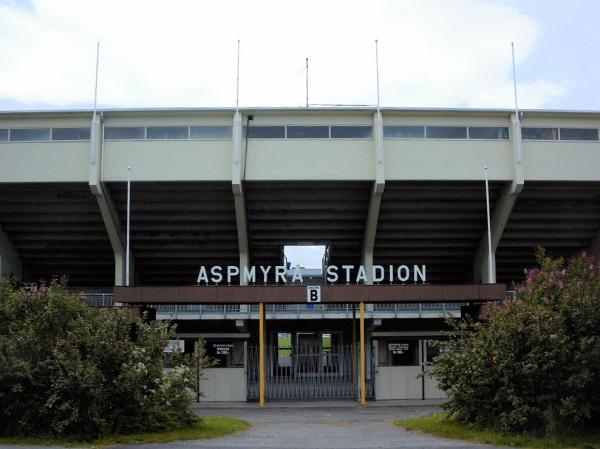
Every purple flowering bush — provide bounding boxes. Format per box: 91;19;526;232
430;249;600;434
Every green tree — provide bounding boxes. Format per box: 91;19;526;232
0;280;210;439
430;250;600;434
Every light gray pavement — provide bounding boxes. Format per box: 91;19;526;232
0;402;518;449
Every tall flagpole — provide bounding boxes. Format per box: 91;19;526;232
484;165;494;283
305;57;309;108
511;42;519;118
375;39;380;112
93;42;99;117
236;39;240;112
126;166;131;287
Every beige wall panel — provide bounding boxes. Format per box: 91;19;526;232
103;141;232;181
245;140;374;180
384;140;513;180
375;366;422;400
0;142;88;182
199;368;247;402
524;142;600;181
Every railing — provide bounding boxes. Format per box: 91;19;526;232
83;293;115;308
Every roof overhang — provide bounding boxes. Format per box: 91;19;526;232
114;283;506;305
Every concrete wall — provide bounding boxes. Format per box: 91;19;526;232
199;367;247;402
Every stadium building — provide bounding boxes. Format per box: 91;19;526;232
1;106;599;404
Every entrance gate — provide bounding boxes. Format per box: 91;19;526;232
247;344;374;400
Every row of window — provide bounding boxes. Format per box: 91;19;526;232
0;125;599;142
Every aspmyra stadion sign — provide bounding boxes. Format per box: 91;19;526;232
197;264;427;285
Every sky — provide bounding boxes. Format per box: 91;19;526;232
0;0;599;111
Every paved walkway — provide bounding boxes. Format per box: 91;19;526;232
0;404;517;449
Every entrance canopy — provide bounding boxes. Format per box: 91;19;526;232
114;283;506;305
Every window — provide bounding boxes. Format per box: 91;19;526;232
330;126;373;138
10;128;51;141
146;126;189;140
468;127;509;140
190;126;232;139
426;126;467;139
383;126;425;139
205;340;244;368
277;332;292;367
244;126;285;138
52;127;91;141
378;339;419;366
559;128;598;141
521;127;558;140
286;126;329;138
0;129;7;141
105;127;145;140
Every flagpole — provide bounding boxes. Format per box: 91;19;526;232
484;165;494;283
126;166;131;287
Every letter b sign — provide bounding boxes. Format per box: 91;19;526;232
306;285;321;303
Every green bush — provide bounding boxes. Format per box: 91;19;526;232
0;280;210;439
430;250;600;435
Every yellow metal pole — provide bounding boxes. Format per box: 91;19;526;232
259;302;265;408
360;301;366;406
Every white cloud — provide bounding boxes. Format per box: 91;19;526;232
0;0;565;109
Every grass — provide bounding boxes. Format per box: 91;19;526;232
395;413;600;449
0;416;251;448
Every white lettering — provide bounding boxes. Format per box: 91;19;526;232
397;265;410;282
389;265;394;283
227;265;239;284
356;266;367;284
210;266;223;283
373;265;385;283
414;264;426;283
243;266;256;284
197;266;208;284
291;266;303;283
275;266;287;284
342;265;354;284
326;265;339;283
260;266;271;283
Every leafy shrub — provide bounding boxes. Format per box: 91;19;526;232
0;280;210;439
430;250;600;435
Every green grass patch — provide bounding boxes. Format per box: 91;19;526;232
0;416;251;448
395;413;600;449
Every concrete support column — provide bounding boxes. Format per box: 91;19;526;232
472;113;524;284
361;111;385;284
0;224;22;280
89;113;130;286
232;111;250;285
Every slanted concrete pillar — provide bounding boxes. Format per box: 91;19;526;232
0;225;22;280
473;113;524;283
232;111;250;285
89;113;130;286
361;111;385;284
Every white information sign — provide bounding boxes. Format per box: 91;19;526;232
306;285;321;303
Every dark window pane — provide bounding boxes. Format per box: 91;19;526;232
426;126;467;139
330;126;373;138
0;129;7;141
10;128;50;141
286;125;329;138
383;126;425;138
521;127;558;140
146;126;188;140
52;127;91;140
104;127;145;140
244;126;285;138
468;127;509;140
560;128;598;141
190;126;232;139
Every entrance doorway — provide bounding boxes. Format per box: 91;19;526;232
247;331;374;400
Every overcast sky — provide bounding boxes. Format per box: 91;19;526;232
0;0;599;111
